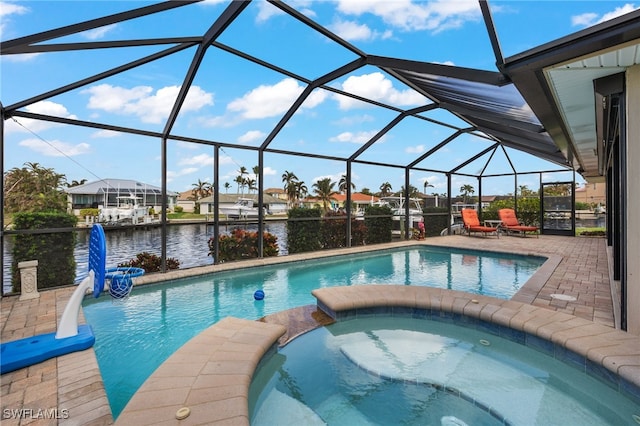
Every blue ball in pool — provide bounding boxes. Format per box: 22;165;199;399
254;289;265;301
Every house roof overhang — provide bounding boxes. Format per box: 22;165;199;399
500;9;640;181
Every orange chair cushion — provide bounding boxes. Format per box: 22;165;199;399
498;209;519;227
498;208;538;231
461;209;480;227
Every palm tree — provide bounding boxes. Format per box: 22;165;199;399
236;167;248;195
224;182;231;193
423;179;434;194
252;165;260;193
234;175;244;195
312;177;337;213
4;162;67;212
379;182;392;197
460;184;475;204
67;178;88;187
400;184;420;198
294;181;308;204
338;174;355;194
246;178;257;194
191;179;212;201
282;170;299;207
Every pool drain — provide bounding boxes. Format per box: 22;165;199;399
176;407;191;420
550;293;577;301
479;339;491;346
632;414;640;424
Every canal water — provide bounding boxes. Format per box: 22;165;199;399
2;221;288;294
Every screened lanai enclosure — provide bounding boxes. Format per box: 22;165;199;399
5;0;631;296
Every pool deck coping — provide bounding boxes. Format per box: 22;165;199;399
1;235;634;425
115;285;640;425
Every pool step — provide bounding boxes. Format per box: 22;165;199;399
252;389;326;426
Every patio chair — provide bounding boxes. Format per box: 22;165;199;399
461;209;499;238
498;208;539;238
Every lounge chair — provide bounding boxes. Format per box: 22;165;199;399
498;208;539;238
461;209;499;238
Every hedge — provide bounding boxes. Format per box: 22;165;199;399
11;212;77;292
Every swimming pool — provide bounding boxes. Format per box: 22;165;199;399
82;245;545;418
249;317;639;425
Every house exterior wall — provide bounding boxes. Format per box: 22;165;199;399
575;183;606;207
626;64;640;335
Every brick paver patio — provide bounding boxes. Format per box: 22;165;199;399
0;235;620;424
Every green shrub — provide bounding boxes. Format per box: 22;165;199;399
79;208;99;217
483;198;540;226
423;207;449;237
319;211;367;249
364;205;393;244
287;208;322;254
118;252;180;272
174;205;184;213
209;228;278;262
575;202;591;210
350;217;367;246
11;212;77;292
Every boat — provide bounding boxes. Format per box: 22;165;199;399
219;198;265;220
376;196;424;235
98;195;151;225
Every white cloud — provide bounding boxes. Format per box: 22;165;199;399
178;153;214;167
330;130;379;144
335;0;480;34
255;1;285;23
227;78;327;120
238;130;266;144
0;2;28;17
571;12;598;27
572;4;639;27
405;144;424;154
0;2;29;38
80;24;117;40
83;84;213;124
335;72;426;109
167;167;199;183
198;79;327;128
1;52;40;63
19;138;91;157
4;101;77;133
328;19;393;42
255;0;315;23
262;166;277;176
311;173;344;185
175;141;199;150
91;129;122;138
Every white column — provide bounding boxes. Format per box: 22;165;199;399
18;260;39;301
626;64;640;335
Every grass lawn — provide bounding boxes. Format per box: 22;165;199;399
166;212;207;220
576;227;606;236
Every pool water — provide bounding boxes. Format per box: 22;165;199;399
250;317;638;426
82;246;544;418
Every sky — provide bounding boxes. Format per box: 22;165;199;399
1;0;638;198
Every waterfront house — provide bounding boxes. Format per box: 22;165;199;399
65;178;179;216
198;193;288;216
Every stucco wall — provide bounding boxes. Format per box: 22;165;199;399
626;64;640;335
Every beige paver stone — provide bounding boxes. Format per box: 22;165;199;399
186;396;248;423
185;384;246;405
23;379;58;404
201;360;254;376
